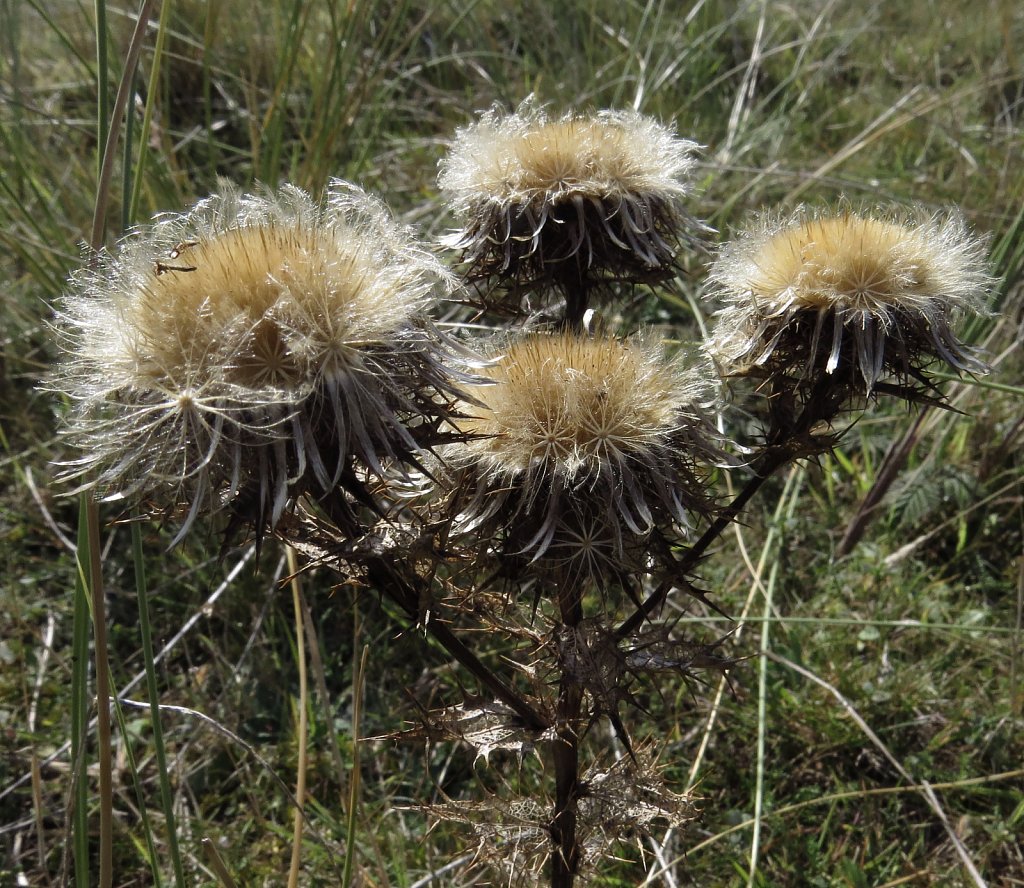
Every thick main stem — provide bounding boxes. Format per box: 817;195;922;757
548;268;596;887
550;581;584;888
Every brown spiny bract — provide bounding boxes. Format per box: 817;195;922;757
439;99;703;312
446;332;722;591
706;208;993;395
428;749;695;885
52;180;461;541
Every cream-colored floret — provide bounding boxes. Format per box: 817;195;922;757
440;100;699;211
454;333;689;479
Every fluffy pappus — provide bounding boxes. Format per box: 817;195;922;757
705;207;994;396
52;180;465;542
439;99;704;318
445;332;724;592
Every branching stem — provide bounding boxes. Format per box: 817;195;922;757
316;492;549;732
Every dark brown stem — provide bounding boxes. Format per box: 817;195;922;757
550;582;584;888
560;268;590;332
615;446;790;638
314;492;550;732
369;562;549;732
616;373;847;638
548;267;593;886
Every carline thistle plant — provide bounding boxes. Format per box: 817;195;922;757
53;180;466;542
439;99;706;326
49;95;999;888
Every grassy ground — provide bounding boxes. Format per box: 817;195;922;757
1;0;1022;885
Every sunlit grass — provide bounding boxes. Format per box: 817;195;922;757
1;0;1021;884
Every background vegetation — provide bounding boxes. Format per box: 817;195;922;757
1;0;1022;884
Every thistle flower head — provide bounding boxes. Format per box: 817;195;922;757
446;332;722;590
53;180;461;540
439;99;703;314
706;207;994;395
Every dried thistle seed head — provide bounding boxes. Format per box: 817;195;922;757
439;99;703;311
706;207;994;394
447;332;723;588
52;179;461;540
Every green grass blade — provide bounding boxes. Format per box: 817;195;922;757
122;67;135;233
22;0;95;74
747;467;804;887
95;0;109;186
70;494;92;888
82;495;113;888
90;0;159;250
132;521;187;888
129;0;172;224
342;637;368;888
108;676;164;887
